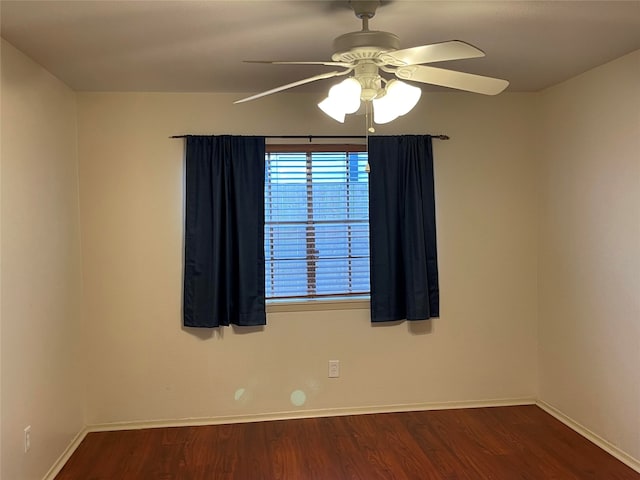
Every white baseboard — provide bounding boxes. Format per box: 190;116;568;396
42;427;89;480
87;396;535;432
537;400;640;474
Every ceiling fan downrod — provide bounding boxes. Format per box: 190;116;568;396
333;1;399;62
350;0;379;30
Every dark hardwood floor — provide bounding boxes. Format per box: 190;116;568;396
56;405;639;479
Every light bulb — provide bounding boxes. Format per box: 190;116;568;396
372;80;421;124
318;96;346;123
334;77;362;114
372;92;399;124
318;77;362;122
386;80;421;116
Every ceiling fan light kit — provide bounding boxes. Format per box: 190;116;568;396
318;77;363;123
235;0;509;125
372;80;422;124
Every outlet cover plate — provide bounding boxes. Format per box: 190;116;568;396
328;360;340;378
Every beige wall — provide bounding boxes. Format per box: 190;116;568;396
76;91;539;425
538;50;640;460
1;40;84;480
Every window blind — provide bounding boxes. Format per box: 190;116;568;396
265;146;370;300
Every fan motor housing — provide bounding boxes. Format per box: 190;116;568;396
332;30;400;62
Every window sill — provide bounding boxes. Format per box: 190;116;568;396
266;297;370;313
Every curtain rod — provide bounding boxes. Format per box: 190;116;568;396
170;134;450;140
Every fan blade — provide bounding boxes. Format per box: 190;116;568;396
234;70;350;104
245;60;353;68
381;40;485;66
395;65;509;95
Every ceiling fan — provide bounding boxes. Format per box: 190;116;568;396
235;0;509;124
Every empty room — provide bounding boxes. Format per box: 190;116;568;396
1;1;639;479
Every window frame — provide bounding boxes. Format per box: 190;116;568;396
264;143;370;308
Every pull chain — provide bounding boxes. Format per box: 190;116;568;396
365;101;372;173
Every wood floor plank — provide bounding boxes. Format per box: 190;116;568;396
55;406;639;480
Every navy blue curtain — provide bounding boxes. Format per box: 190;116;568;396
183;135;266;327
368;135;439;322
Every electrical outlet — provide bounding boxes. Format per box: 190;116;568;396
328;360;340;378
24;426;31;453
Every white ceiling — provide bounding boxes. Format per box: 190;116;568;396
1;0;639;97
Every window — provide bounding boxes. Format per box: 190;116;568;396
265;144;369;301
